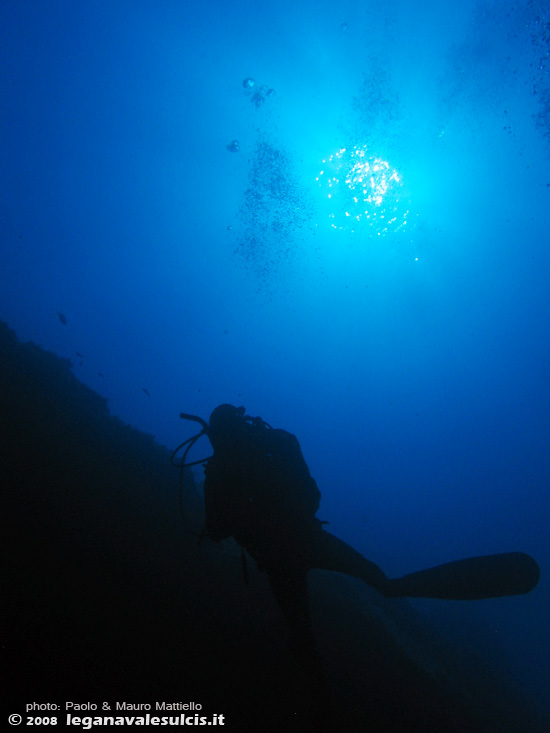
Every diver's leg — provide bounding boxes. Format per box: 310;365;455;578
267;567;331;725
307;527;391;595
267;567;321;676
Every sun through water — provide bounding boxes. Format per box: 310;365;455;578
316;145;410;236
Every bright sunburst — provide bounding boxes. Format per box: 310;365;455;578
316;145;410;235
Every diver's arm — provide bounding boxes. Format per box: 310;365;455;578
203;463;233;542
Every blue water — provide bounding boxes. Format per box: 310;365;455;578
2;0;549;716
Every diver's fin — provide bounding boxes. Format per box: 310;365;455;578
387;552;540;600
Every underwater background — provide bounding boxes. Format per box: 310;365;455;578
2;0;549;728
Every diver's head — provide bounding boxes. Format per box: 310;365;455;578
208;404;247;449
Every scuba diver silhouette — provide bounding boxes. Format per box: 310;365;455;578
174;404;540;710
